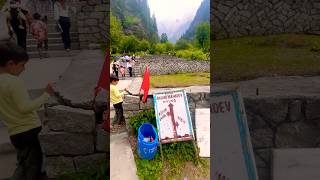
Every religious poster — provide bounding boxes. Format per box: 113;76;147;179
153;89;194;144
213;88;258;180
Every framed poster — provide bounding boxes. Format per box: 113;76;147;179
153;89;194;144
212;87;258;180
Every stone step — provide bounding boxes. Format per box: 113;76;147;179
27;32;79;39
46;23;78;32
273;148;320;180
27;37;79;45
27;50;81;58
27;42;80;51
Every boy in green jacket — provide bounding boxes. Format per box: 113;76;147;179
0;42;54;179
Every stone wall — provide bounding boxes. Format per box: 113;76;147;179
122;92;210;135
243;96;320;180
37;105;107;178
212;0;320;39
138;56;210;75
77;0;108;49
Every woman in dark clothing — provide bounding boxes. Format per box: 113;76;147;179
6;0;31;50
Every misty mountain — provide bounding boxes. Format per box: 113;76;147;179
181;0;210;40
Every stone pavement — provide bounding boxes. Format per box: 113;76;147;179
110;132;138;180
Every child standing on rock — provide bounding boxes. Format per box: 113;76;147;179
110;74;125;129
0;42;54;179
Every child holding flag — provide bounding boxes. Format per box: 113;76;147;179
110;74;125;128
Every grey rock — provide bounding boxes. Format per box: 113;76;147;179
275;121;320;148
38;105;95;133
251;129;274;148
73;153;106;171
46;156;75;178
123;103;140;111
288;100;304;122
124;95;140;104
40;131;94;155
306;99;320;121
96;125;108;152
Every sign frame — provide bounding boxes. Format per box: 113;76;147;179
212;87;258;180
153;89;195;144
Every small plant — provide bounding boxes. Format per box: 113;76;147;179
129;109;157;135
135;153;163;180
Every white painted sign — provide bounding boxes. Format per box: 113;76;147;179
213;88;258;180
195;108;210;157
153;89;194;144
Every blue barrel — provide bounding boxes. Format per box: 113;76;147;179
137;123;158;160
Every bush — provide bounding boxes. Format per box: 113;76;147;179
121;35;139;53
129;109;156;135
175;49;208;61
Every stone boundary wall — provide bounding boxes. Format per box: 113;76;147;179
122;92;210;136
212;0;320;39
138;56;210;75
243;96;320;180
77;0;108;49
37;105;107;178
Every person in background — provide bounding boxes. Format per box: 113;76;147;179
0;42;54;179
31;13;48;59
120;65;125;79
112;62;118;77
127;60;132;77
54;0;75;51
5;0;32;50
26;0;51;50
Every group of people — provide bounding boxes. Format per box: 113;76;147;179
2;0;74;58
112;54;136;79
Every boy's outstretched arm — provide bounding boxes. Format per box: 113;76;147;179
10;80;53;114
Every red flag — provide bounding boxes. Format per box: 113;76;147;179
93;48;110;131
140;65;150;103
94;48;110;96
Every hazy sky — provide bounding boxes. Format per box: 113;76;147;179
147;0;203;41
147;0;203;22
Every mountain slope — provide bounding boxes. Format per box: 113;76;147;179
111;0;158;42
181;0;210;40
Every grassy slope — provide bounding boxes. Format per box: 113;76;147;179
212;34;320;82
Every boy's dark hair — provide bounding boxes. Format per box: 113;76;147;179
110;74;119;82
0;42;29;67
33;13;41;20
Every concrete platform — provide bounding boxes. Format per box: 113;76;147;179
273;148;320;180
110;132;138;180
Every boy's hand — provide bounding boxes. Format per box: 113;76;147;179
46;83;55;95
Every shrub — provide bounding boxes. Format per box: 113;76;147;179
129;109;157;135
175;49;208;61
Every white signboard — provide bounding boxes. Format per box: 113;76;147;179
195;108;210;157
153;89;194;144
213;88;258;180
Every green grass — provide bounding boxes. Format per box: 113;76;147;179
150;72;210;88
212;34;320;82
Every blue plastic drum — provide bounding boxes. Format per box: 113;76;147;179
137;123;158;160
